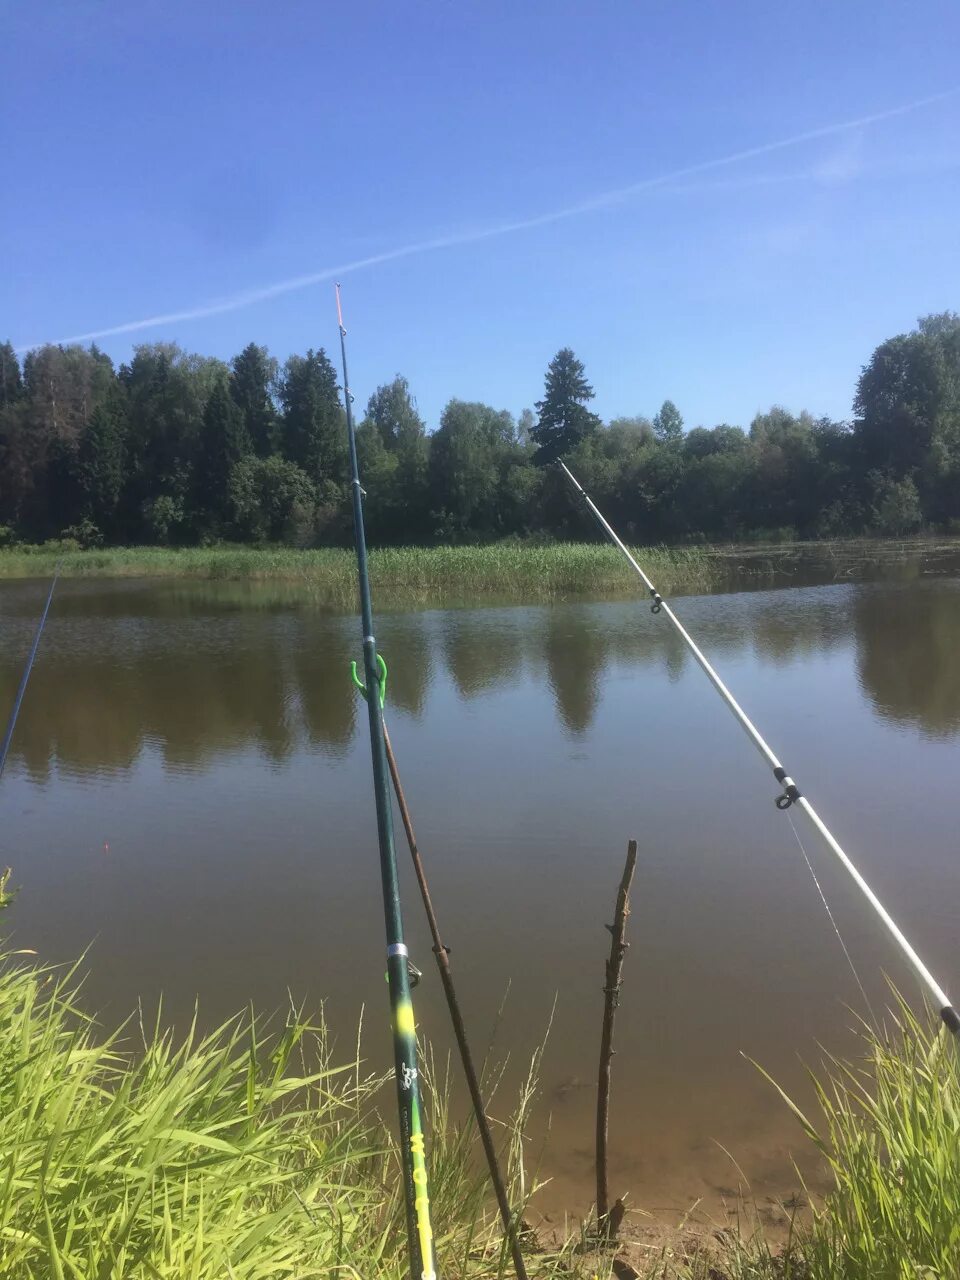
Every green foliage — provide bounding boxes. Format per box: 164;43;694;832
855;312;960;524
653;398;684;443
868;470;923;535
230;343;278;457
364;373;426;451
194;380;251;529
2;316;960;549
78;390;127;536
229;455;316;544
0;542;718;608
360;377;429;539
142;493;186;544
0;341;22;406
278;349;345;486
751;998;960;1280
0;947;595;1280
429;400;518;540
532;348;601;464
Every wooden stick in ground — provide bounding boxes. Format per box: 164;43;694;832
382;721;529;1280
596;838;638;1236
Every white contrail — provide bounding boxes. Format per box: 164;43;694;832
21;86;958;351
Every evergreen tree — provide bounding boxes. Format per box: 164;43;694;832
0;342;22;406
78;388;128;537
653;399;684;443
532;348;601;464
279;349;346;484
230;343;278;457
195;380;251;529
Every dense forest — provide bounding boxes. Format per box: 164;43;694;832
0;312;958;549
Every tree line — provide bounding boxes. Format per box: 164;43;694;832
0;312;958;549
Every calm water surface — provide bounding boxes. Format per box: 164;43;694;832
2;567;959;1223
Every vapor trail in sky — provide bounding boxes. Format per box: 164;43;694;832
22;86;958;351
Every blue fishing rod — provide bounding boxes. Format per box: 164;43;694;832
0;568;60;780
335;285;438;1280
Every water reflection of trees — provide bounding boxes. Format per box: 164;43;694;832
440;613;524;699
5;579;952;776
544;608;607;735
378;613;432;716
0;592;361;778
855;584;960;738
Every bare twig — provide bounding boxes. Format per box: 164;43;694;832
597;839;638;1236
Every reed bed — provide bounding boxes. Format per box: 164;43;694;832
0;543;721;607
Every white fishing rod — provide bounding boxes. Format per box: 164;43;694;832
558;460;958;1036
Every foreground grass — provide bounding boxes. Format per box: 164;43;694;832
2;922;956;1280
0;543;721;607
763;999;960;1280
0;949;592;1280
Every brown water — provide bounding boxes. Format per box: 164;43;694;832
2;564;959;1227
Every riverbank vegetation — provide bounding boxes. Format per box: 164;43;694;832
0;946;575;1280
1;933;956;1278
0;542;723;606
2;313;959;551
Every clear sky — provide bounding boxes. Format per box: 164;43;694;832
4;0;959;430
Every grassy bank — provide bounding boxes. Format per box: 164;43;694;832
2;933;957;1278
0;947;579;1280
0;543;722;607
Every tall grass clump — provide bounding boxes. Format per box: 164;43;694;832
758;996;960;1279
0;949;593;1279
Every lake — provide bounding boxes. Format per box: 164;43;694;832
2;560;959;1228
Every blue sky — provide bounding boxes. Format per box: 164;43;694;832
4;0;959;430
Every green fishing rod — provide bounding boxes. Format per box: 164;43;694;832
0;568;59;779
335;284;437;1280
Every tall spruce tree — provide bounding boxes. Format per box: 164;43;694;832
230;343;278;457
0;341;22;407
279;349;346;485
78;388;128;537
532;348;601;464
195;380;251;529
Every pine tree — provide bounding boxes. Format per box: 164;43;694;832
195;380;251;529
532;348;601;464
653;399;684;443
230;343;278;457
279;349;346;484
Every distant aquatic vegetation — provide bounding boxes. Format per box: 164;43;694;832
0;542;728;607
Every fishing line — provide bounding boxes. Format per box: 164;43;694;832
785;808;876;1026
557;461;958;1036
